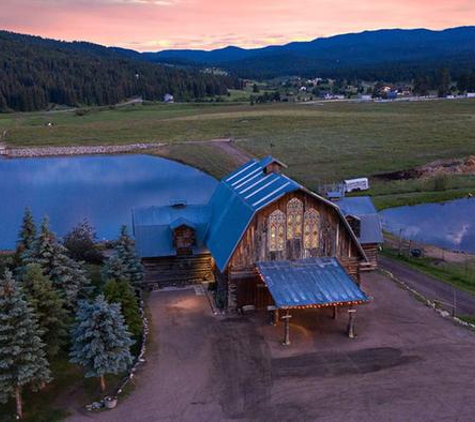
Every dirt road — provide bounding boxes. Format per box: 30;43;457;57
68;272;475;421
380;255;475;316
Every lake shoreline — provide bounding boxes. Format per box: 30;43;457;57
0;143;165;158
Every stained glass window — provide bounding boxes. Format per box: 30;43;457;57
287;198;303;239
304;208;320;249
268;210;286;251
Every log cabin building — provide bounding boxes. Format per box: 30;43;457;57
133;157;379;334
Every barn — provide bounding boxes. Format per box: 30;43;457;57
133;157;375;336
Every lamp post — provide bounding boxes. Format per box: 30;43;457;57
282;309;291;346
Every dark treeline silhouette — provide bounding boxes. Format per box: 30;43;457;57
0;31;242;112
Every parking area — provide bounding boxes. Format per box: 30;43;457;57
69;272;475;421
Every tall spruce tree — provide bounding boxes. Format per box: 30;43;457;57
101;255;129;284
14;208;37;267
17;208;36;252
21;264;69;358
104;279;142;338
115;226;144;285
0;271;51;419
23;217;57;272
70;295;134;392
24;217;90;309
50;253;90;308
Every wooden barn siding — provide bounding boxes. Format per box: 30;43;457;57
228;191;362;275
362;243;379;271
226;191;364;310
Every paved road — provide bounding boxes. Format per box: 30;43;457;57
68;272;475;422
380;256;475;316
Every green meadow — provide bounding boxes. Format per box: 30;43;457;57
2;99;475;208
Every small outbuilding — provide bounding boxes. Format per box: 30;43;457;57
335;196;383;270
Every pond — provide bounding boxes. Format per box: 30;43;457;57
0;154;218;250
380;198;475;253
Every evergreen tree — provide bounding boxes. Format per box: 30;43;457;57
50;253;90;308
0;271;51;419
63;220;103;264
70;295;134;392
14;208;37;267
115;226;144;285
21;264;69;358
24;217;90;309
102;255;129;284
104;279;142;338
17;208;36;253
24;217;57;272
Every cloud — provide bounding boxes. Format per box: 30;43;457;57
1;0;474;51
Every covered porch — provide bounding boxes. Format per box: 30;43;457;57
256;257;369;345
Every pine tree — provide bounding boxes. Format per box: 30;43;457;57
14;208;37;267
17;208;36;252
70;295;134;392
104;279;142;338
0;271;51;419
24;217;57;272
115;226;144;285
21;264;69;358
24;217;90;309
50;253;90;308
102;255;129;284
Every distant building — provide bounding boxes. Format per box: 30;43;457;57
358;94;372;101
467;93;475;98
163;93;174;103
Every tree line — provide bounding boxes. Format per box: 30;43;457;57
0;210;145;419
0;31;242;112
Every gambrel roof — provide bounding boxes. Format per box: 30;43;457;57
206;157;367;272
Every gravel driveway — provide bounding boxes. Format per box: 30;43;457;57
68;272;475;421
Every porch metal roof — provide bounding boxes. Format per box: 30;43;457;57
257;257;369;309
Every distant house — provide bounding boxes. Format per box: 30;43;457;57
163;93;174;103
334;196;383;270
467;93;475;99
358;94;372;101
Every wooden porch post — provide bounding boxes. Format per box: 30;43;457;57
347;308;356;339
282;309;291;346
333;305;338;320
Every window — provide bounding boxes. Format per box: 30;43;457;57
304;208;320;249
268;210;286;251
287;198;303;239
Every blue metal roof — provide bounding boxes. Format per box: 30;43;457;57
336;196;383;244
359;214;384;244
257;257;369;309
132;204;211;258
206;157;302;272
337;196;378;216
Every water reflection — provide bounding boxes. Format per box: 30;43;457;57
380;198;475;253
0;155;218;249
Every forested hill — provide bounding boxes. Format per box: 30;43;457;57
0;31;241;112
149;27;475;80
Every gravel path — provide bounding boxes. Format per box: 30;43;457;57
380;255;475;316
0;143;165;158
67;272;475;421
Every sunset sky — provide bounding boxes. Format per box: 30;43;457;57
1;0;474;51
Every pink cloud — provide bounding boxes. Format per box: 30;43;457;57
0;0;474;51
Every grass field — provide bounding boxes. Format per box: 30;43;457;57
2;99;475;207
